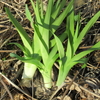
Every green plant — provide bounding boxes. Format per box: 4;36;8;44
5;0;74;88
6;0;100;89
54;7;100;86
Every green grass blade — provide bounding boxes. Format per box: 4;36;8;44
34;25;49;64
47;54;58;69
69;7;74;37
30;0;41;24
44;0;53;24
36;0;40;20
9;42;25;52
35;0;44;34
9;43;30;56
50;31;68;47
32;31;40;54
48;45;57;60
25;4;32;22
54;0;61;9
5;8;33;54
52;0;74;32
72;42;100;62
56;64;70;86
74;58;88;64
65;12;74;59
10;53;44;70
65;42;100;68
73;21;80;43
51;0;66;20
44;45;58;67
53;34;64;59
66;38;73;60
40;0;44;19
41;0;53;49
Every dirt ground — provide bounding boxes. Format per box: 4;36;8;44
0;0;100;100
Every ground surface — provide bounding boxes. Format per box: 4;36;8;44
0;0;100;100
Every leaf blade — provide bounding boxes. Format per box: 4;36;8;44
5;8;33;54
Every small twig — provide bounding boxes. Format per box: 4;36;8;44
79;46;92;49
0;58;17;62
0;79;14;100
0;50;18;53
32;77;34;100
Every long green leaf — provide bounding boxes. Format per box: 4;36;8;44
50;31;68;47
5;8;33;54
44;0;53;24
72;42;100;62
30;0;41;24
25;4;32;22
66;38;73;60
40;0;44;19
53;34;64;59
52;0;74;32
34;25;49;65
51;0;66;20
9;42;25;52
69;7;74;37
45;45;58;67
9;43;30;56
42;0;53;49
10;53;44;70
